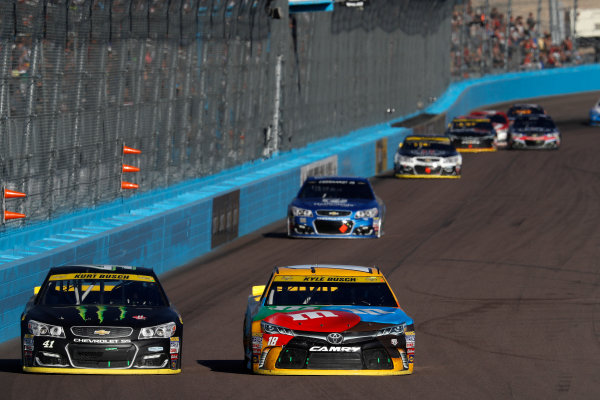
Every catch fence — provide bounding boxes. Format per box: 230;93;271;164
0;0;454;229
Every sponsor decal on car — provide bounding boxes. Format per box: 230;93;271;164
170;337;180;354
273;276;384;283
252;333;263;355
74;338;132;344
49;273;155;282
148;346;163;352
309;346;361;352
132;315;147;320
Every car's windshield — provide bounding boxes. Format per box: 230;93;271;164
298;180;375;200
265;280;398;307
402;141;454;154
451;120;493;131
488;114;507;124
513;118;556;130
508;107;543;117
39;274;168;307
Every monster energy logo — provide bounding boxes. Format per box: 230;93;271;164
76;306;87;322
97;306;107;324
119;306;127;320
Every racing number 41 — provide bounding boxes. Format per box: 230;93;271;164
43;340;54;348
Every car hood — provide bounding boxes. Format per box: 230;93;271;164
26;305;178;327
254;305;413;332
291;198;378;210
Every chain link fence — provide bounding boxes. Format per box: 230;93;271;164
0;0;455;230
451;0;600;79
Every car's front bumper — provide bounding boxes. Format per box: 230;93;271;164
394;163;460;179
252;344;413;376
22;333;182;374
23;366;181;374
450;137;496;153
510;137;560;149
288;216;381;238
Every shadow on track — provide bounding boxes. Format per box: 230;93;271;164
0;359;22;373
262;232;289;239
197;360;248;374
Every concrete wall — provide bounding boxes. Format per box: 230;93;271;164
1;64;599;343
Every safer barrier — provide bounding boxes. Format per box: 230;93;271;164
1;64;599;343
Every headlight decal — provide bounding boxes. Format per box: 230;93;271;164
291;206;313;217
261;321;295;336
355;208;378;219
28;320;66;338
138;322;177;339
376;323;407;336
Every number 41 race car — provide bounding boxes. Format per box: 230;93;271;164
21;265;183;374
243;265;415;375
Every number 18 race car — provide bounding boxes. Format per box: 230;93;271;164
21;265;183;374
243;265;415;375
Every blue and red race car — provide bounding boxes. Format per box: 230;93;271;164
287;176;384;238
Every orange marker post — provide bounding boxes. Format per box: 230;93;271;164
123;146;141;155
4;211;26;220
4;189;26;198
122;164;140;173
121;181;139;190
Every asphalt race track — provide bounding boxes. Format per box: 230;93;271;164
1;92;600;399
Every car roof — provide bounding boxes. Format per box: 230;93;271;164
273;264;383;277
452;117;491;123
47;264;156;276
510;103;543;109
404;135;451;143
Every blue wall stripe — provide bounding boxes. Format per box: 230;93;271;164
0;65;599;344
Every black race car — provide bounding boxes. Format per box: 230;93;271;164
21;265;183;374
506;103;546;123
445;117;497;152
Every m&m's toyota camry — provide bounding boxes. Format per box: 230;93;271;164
287;177;384;238
21;265;183;374
243;265;415;375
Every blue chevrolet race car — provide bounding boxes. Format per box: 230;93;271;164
287;176;384;238
590;98;600;126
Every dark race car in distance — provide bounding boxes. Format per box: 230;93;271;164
394;135;462;178
445;117;497;152
287;176;384;238
468;110;509;147
508;114;561;150
506;103;546;124
21;265;183;374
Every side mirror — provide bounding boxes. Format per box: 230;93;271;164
252;285;266;297
34;286;40;295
